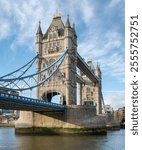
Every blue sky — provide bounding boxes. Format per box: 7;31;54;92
0;0;124;110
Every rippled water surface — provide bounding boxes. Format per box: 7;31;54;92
0;128;124;150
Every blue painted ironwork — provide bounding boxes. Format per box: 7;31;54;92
0;92;65;112
0;55;38;80
0;49;68;91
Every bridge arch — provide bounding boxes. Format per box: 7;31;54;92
41;90;66;105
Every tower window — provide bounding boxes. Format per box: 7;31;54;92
86;87;90;93
53;33;57;38
43;63;45;68
49;33;52;39
49;42;52;48
43;44;47;54
53;42;56;48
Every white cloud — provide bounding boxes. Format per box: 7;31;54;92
108;0;123;8
78;28;124;82
0;19;11;40
0;0;59;50
80;0;95;25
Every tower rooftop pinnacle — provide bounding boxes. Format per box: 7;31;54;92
65;14;71;28
53;11;61;19
36;21;42;34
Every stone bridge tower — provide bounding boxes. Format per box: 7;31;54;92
79;60;102;114
36;12;77;105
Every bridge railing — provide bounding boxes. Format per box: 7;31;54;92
0;92;65;110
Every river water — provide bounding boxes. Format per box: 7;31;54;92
0;128;124;150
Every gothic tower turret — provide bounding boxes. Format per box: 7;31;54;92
80;61;102;114
64;15;72;49
36;21;43;56
95;64;101;79
95;64;102;114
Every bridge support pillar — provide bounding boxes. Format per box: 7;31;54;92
78;83;83;105
15;111;34;128
15;106;106;135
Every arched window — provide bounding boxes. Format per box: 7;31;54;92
53;32;57;38
49;33;52;39
43;63;45;68
86;87;90;93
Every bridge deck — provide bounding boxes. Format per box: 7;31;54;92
0;93;65;112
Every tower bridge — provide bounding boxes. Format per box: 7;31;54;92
0;12;106;135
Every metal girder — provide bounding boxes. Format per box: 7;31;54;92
76;74;85;84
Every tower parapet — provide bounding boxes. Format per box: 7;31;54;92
36;21;43;56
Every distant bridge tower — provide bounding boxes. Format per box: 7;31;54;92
36;12;77;105
79;60;102;114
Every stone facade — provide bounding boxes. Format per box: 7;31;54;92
16;106;106;135
78;60;102;114
114;107;125;122
36;12;102;113
36;12;77;105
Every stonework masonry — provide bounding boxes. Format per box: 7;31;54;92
36;12;77;105
79;61;102;114
16;105;106;135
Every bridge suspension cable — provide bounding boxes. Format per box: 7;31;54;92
0;55;38;80
101;91;106;114
0;49;68;91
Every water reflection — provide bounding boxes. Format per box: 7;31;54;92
0;128;124;150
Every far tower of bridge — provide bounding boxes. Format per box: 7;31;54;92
36;12;77;105
79;61;102;114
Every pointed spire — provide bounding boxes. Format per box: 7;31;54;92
65;14;71;28
95;63;101;77
96;63;100;71
73;23;75;29
53;10;61;19
36;21;42;35
72;23;77;37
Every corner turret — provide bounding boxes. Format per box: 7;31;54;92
65;15;71;28
95;64;101;79
36;21;43;56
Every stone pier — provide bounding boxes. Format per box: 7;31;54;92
15;105;106;135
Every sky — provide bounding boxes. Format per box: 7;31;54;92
0;0;125;110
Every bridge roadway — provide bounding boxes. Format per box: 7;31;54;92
0;93;65;112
